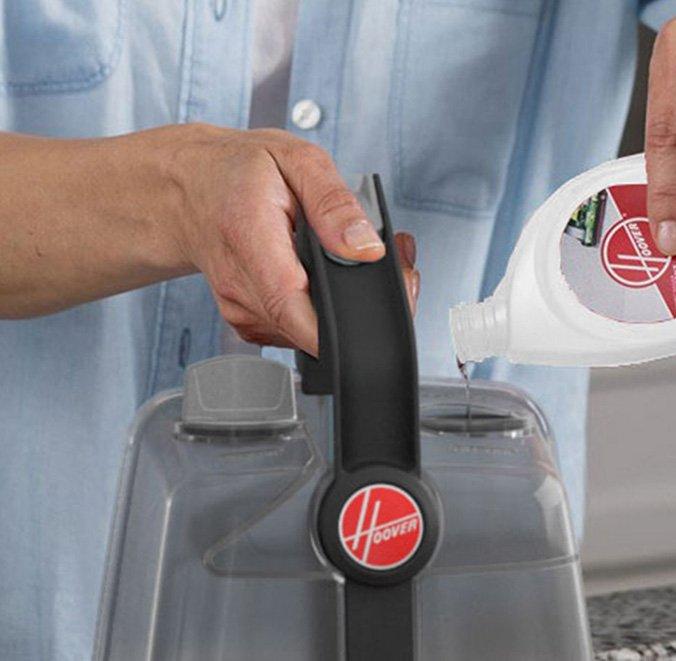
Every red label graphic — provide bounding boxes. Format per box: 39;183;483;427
601;217;671;288
338;483;423;570
561;184;676;322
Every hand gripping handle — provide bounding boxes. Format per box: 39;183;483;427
295;174;419;473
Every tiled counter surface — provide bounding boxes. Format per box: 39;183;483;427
590;586;676;659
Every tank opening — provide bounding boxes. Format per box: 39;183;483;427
420;404;528;435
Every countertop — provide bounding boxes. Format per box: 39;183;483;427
590;585;676;659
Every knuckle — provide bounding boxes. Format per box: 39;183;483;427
182;121;224;142
246;145;279;177
213;282;239;304
650;179;676;204
232;140;271;168
646;116;676;151
293;141;329;164
313;186;360;220
216;301;250;327
210;271;243;304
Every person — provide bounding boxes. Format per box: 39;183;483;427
2;1;676;658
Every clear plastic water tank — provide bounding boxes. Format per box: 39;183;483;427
93;354;592;660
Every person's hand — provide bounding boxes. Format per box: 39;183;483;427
646;19;676;254
152;124;419;355
0;124;418;351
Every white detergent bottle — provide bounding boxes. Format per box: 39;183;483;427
451;153;676;367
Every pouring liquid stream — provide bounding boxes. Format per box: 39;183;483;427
456;356;472;425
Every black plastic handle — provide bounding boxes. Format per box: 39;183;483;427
297;175;439;661
296;175;419;473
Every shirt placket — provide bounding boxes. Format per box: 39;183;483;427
286;0;353;156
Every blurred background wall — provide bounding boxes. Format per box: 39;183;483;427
581;24;676;595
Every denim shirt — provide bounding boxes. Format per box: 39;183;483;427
0;1;673;658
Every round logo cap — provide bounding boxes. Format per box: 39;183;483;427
338;483;424;571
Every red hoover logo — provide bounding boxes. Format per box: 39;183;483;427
601;217;671;288
338;483;423;570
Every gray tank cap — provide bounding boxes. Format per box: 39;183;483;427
182;355;298;432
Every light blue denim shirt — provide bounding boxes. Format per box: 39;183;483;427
0;1;674;658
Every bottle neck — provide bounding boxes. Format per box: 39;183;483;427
450;295;508;363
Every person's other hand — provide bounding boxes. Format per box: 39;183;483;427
646;19;676;254
155;124;418;355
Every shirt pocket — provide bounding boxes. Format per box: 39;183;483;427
391;0;543;216
0;0;125;95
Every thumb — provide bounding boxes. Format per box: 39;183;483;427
646;19;676;255
268;138;385;262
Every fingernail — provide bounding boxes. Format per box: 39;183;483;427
343;220;384;252
657;220;676;254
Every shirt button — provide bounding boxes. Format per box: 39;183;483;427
291;99;322;130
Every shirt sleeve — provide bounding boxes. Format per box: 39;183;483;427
640;0;676;31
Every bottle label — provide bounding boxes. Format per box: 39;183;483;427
560;184;676;322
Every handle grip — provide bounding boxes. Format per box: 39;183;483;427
295;174;419;473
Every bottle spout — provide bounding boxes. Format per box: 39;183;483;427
450;295;508;363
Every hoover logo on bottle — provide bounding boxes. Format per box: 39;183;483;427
601;217;671;288
338;483;423;570
562;184;676;322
